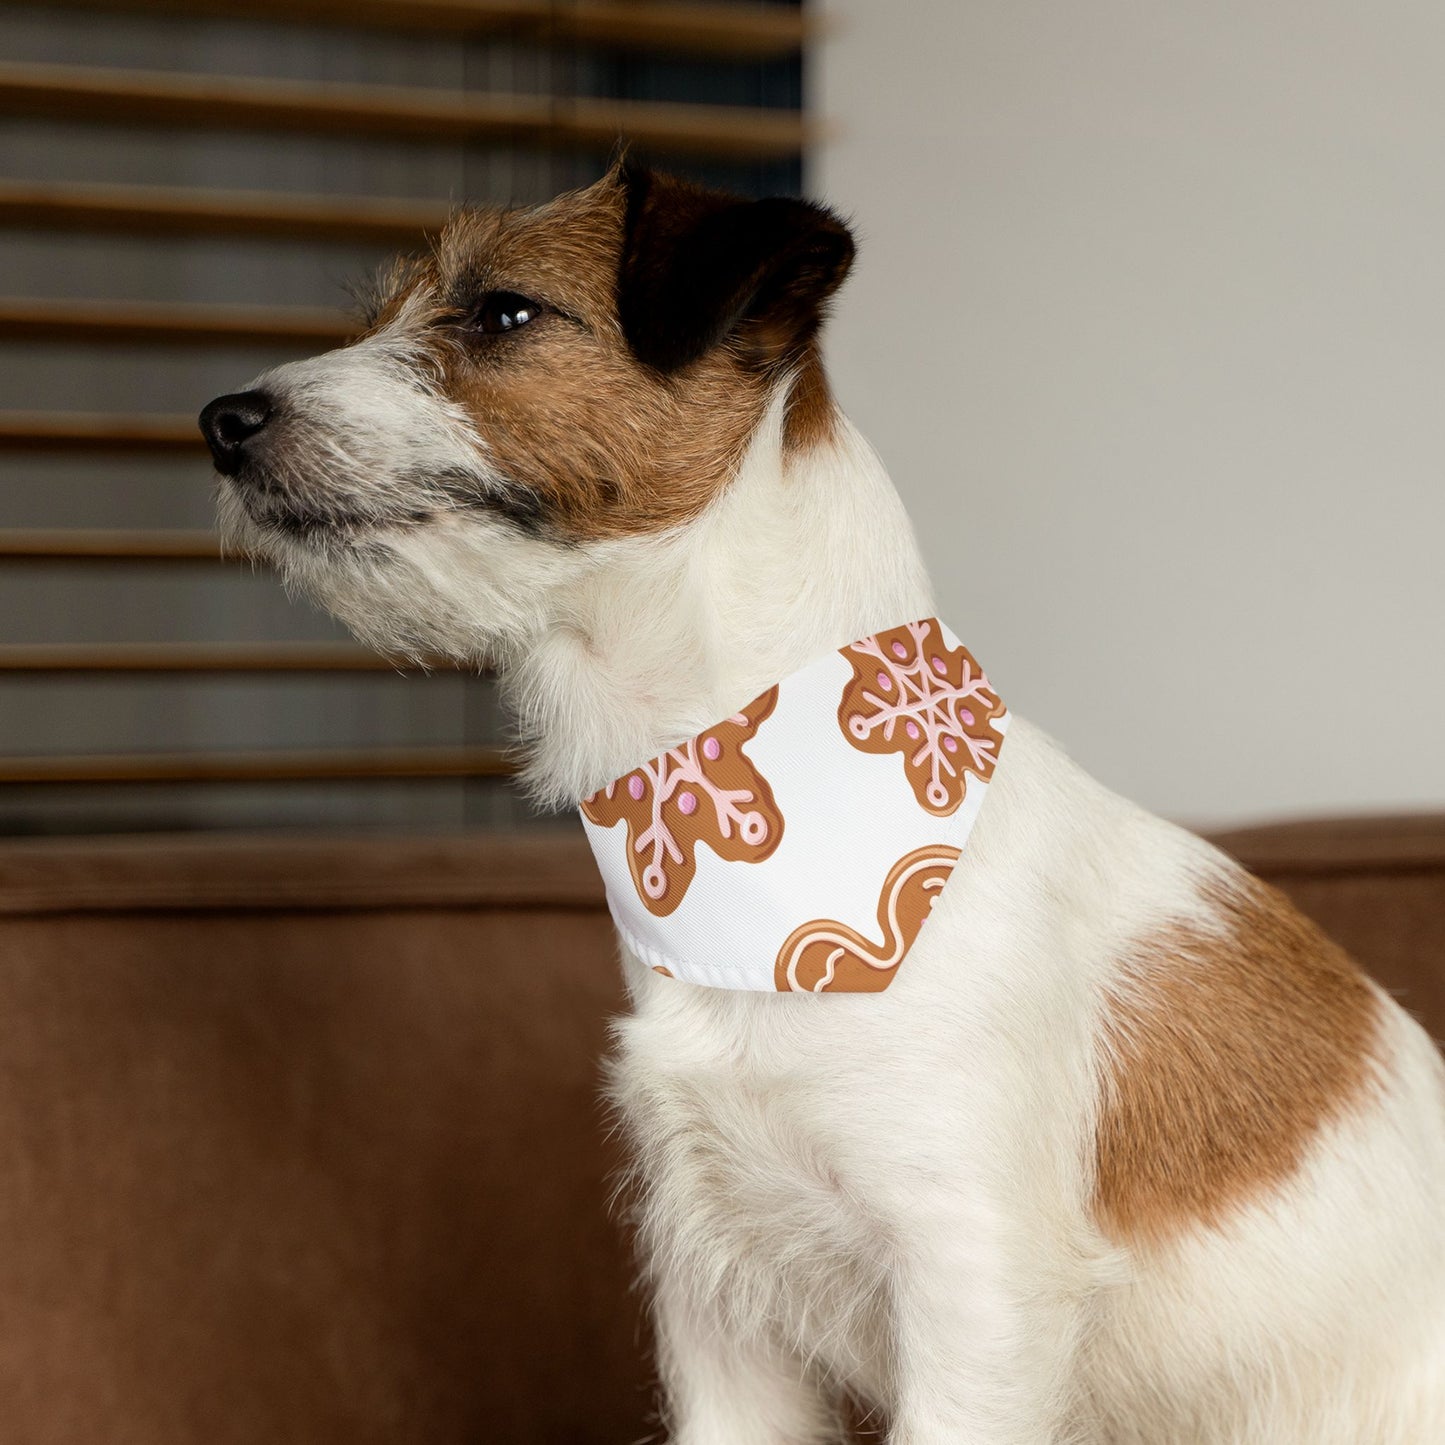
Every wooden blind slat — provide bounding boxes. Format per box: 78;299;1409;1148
0;745;513;784
545;0;810;58
0;643;420;673
0;413;204;452
0;529;221;560
0;297;353;348
0;62;812;161
28;0;810;59
0;180;448;245
0;15;806;813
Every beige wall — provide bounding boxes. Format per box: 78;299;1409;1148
812;0;1445;826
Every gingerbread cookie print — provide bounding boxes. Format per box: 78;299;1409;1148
582;686;784;917
774;844;962;992
837;619;1005;815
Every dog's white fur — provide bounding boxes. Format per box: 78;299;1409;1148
217;230;1445;1445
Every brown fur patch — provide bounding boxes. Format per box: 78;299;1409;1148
367;176;794;541
782;344;839;456
1094;873;1382;1246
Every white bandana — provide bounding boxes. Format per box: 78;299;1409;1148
579;619;1008;993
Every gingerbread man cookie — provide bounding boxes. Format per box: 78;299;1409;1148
582;686;784;917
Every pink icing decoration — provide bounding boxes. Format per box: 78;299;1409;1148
943;735;958;753
891;641;908;659
961;708;975;726
931;656;947;676
905;721;920;739
876;671;892;690
602;727;774;904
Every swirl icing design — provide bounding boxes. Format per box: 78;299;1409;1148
774;844;962;993
837;619;1005;815
582;686;783;917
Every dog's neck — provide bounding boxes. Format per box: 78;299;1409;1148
506;390;935;808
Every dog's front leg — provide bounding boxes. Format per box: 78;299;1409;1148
654;1276;840;1445
885;1198;1089;1445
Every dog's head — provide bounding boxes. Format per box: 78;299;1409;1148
200;163;854;663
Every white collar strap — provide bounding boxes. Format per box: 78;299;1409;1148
579;618;1008;993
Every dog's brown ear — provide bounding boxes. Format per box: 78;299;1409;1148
617;162;855;374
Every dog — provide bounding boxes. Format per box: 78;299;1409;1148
200;162;1445;1443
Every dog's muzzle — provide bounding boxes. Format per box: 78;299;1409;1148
199;390;274;477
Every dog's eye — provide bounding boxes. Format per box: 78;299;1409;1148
471;291;543;335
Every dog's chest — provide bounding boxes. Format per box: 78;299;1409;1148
612;989;896;1386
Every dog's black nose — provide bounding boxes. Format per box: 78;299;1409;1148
199;390;273;475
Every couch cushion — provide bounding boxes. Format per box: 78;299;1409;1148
0;817;1439;1442
0;830;646;1445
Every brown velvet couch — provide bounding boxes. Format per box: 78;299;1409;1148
0;816;1440;1444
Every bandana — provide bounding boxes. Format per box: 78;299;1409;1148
579;619;1008;993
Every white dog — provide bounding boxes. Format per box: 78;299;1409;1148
201;163;1445;1444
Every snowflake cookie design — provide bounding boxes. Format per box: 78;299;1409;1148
774;844;961;993
837;619;1005;815
581;687;783;918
